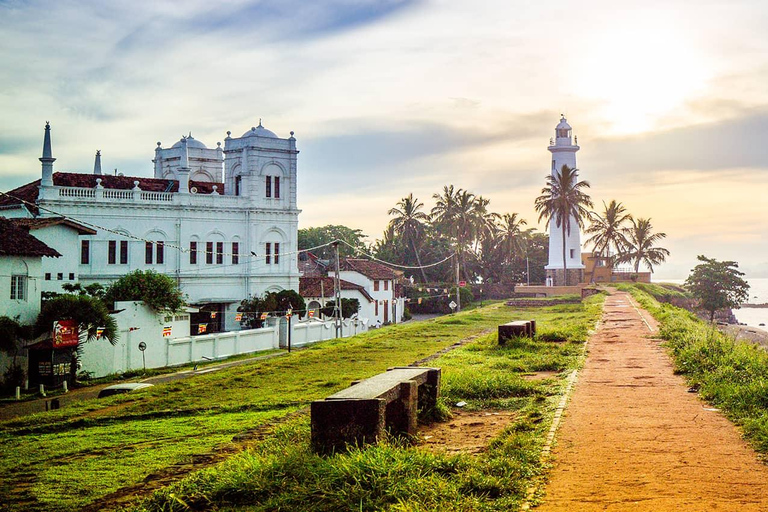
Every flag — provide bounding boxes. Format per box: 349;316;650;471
443;288;448;294
198;323;207;334
418;298;423;304
235;313;243;322
308;310;315;318
96;327;104;339
260;312;268;320
163;326;172;337
210;311;217;318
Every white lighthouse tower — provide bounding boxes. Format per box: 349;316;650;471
545;116;585;286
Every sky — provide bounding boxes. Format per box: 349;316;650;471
1;0;767;279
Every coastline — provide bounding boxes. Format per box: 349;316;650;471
722;324;768;349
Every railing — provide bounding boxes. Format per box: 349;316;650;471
103;189;133;200
59;187;96;198
50;186;247;207
141;191;173;202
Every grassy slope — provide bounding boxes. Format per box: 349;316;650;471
625;285;768;455
130;297;604;512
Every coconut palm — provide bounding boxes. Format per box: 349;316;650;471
534;165;593;286
388;193;430;282
585;199;632;266
498;213;528;263
618;217;670;273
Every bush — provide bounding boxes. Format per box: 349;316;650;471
1;364;25;393
104;270;185;312
36;294;118;344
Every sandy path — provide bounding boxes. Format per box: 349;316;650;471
536;291;768;511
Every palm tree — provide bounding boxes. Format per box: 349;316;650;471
498;213;527;263
585;199;632;271
388;193;430;282
534;165;593;286
618;217;670;273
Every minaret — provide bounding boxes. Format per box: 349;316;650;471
39;122;55;187
177;136;190;194
545;116;585;286
93;150;102;175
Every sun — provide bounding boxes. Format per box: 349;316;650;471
574;16;710;134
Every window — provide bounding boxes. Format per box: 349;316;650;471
569;249;575;259
232;242;239;264
265;242;271;264
81;240;90;264
274;243;279;264
108;240;117;264
375;301;379;316
265;176;272;198
552;160;556;171
235;175;241;196
10;275;27;300
156;241;164;264
45;273;51;281
274;177;280;199
145;242;153;264
57;273;63;281
120;241;128;264
384;280;389;291
374;280;380;292
206;242;214;264
190;241;198;264
216;242;223;264
69;273;75;281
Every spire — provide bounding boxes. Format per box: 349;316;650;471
39;121;56;187
93;150;102;175
177;136;190;194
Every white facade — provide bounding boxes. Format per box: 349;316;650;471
0;256;43;325
24;221;96;294
338;271;406;325
2;121;301;330
153;135;224;183
545;116;585;275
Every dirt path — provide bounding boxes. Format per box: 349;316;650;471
536;291;768;511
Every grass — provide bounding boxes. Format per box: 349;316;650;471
128;296;604;512
0;296;604;511
625;285;768;454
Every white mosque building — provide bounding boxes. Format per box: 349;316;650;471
544;116;585;286
0;121;301;331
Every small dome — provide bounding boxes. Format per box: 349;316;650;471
242;120;278;139
172;134;207;149
556;117;572;131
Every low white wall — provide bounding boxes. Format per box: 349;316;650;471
167;327;278;366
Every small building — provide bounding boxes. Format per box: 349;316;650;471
299;276;374;319
339;259;406;325
582;252;651;284
0;217;61;325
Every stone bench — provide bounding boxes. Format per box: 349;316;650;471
498;320;536;343
311;366;441;454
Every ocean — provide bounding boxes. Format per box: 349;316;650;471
663;277;768;328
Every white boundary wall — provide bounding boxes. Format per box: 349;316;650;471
77;302;365;378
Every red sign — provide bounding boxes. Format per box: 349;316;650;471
459;281;467;287
52;320;79;348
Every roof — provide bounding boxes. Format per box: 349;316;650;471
11;216;97;235
339;258;399;280
298;252;329;277
241;121;278;139
0;217;61;258
0;172;224;214
171;135;207;149
299;277;374;303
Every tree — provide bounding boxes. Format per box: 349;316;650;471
320;298;360;319
238;290;306;328
534;165;593;285
685;255;750;322
388;193;430;283
585;199;632;265
104;270;185;312
0;316;25;365
618;217;670;273
35;295;118;345
298;225;367;259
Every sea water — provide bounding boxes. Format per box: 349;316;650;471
663;277;768;328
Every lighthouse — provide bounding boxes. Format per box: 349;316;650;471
545;116;585;286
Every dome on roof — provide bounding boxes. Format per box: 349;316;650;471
172;135;207;149
556;117;572;131
242;120;278;139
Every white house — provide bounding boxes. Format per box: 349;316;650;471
0;217;60;325
299;276;375;321
0;121;301;332
338;258;406;325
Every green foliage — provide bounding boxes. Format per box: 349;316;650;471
1;364;25;393
298;225;368;259
35;294;118;345
61;282;106;300
0;316;24;356
103;270;185;313
320;298;360;319
685;255;750;321
239;290;307;328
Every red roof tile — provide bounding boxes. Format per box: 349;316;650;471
11;216;97;235
0;218;61;257
339;258;399;280
299;277;374;303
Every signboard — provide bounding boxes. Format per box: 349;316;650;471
198;323;207;334
52;320;79;348
459;281;467;288
162;326;172;337
138;341;147;351
448;301;457;310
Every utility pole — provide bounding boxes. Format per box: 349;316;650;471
333;241;342;338
455;250;461;312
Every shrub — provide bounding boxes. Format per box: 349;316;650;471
104;270;185;312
